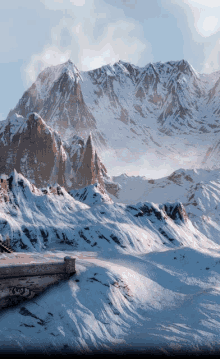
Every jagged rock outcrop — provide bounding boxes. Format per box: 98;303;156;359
126;201;188;226
75;134;105;189
0;112;69;188
69;182;113;206
0;112;119;195
159;202;188;224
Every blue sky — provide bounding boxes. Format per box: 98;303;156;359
1;0;220;121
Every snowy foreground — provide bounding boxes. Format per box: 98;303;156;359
2;248;220;355
1;171;220;354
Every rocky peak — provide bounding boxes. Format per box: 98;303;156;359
176;59;195;76
60;60;83;83
160;202;189;224
0;112;68;188
0;111;116;196
69;182;113;206
75;133;98;188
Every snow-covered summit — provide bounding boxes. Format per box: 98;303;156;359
4;57;220;181
69;182;113;206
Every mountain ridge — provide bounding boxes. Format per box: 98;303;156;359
5;58;220;171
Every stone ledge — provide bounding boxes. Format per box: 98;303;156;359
0;256;76;310
0;256;75;278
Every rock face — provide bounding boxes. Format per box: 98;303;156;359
75;134;106;189
0;112;117;192
0;112;68;188
6;60;106;148
69;182;113;206
160;202;188;224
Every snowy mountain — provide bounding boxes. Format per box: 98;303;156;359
111;168;220;246
1;169;213;253
5;59;220;171
3;58;220;354
1;170;220;354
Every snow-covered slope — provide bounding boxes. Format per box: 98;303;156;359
2;246;220;355
1;169;216;254
1;170;220;354
112;168;220;246
69;182;113;206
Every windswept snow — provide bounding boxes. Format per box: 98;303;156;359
1;170;220;354
112;168;220;246
2;247;220;354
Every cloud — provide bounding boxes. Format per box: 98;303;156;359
74;20;148;71
24;0;151;85
185;0;220;6
202;39;220;73
24;46;71;86
202;16;219;33
100;145;203;179
42;0;86;10
182;0;220;37
195;12;220;37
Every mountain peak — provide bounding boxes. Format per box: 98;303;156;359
60;61;82;82
27;112;42;122
176;59;198;77
86;132;93;146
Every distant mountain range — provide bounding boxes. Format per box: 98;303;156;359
111;167;220;245
1;59;220;192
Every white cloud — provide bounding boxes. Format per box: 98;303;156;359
202;39;220;73
202;16;219;32
24;46;71;85
24;4;150;84
182;0;220;37
42;0;87;10
76;20;148;71
196;13;220;37
186;0;220;7
100;146;200;179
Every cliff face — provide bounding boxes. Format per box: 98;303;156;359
75;134;106;189
6;60;105;147
0;112;118;194
0;113;68;188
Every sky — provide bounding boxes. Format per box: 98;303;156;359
1;0;220;122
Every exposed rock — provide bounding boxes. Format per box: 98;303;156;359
159;202;189;224
0;113;116;199
69;182;113;206
0;113;68;188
